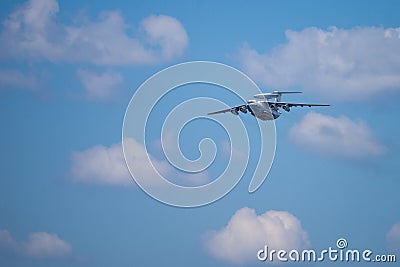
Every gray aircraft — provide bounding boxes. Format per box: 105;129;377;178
208;91;329;120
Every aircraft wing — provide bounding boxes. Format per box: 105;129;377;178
271;102;330;107
207;104;247;115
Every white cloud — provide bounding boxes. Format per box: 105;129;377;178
141;15;189;62
77;69;123;100
24;232;72;259
238;26;400;100
0;229;18;251
288;112;386;159
204;207;310;264
69;138;209;187
387;222;400;255
0;69;38;91
0;229;71;259
0;0;188;65
69;142;133;186
220;140;247;162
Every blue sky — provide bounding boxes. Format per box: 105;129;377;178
1;0;400;266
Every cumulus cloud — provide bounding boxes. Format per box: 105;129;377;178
288;112;386;159
69;138;209;187
387;222;400;255
0;0;188;65
77;69;123;100
0;229;71;259
140;15;189;62
69;142;133;186
238;26;400;100
204;207;310;264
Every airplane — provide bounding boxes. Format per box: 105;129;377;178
208;91;329;120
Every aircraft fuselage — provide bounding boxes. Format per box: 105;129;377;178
248;101;281;121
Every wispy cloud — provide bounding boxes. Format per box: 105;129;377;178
77;69;123;101
288;112;386;159
203;207;310;264
0;0;188;65
0;69;39;91
387;222;400;255
0;229;71;259
237;26;400;100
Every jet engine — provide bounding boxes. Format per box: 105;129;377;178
230;108;239;115
282;105;290;112
239;106;247;113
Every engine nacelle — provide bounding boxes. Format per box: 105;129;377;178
239;106;247;113
269;104;276;110
282;105;290;112
230;108;239;115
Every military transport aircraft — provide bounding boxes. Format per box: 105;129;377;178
208;91;329;120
